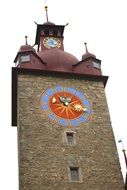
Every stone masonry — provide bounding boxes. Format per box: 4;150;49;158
17;73;124;190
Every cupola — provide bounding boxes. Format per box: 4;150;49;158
37;48;79;72
82;43;96;60
73;43;102;75
14;36;46;70
35;5;79;72
35;6;65;51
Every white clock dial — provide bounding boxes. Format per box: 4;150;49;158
43;37;61;48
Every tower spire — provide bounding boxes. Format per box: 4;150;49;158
84;42;89;53
25;35;28;45
45;5;49;22
82;42;96;60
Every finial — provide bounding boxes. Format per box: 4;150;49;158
25;36;28;45
84;42;89;53
45;5;49;22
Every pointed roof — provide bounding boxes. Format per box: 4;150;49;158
82;43;96;60
14;36;43;64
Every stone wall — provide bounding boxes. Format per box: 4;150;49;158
17;73;124;190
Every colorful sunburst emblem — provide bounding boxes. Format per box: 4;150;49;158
40;86;92;127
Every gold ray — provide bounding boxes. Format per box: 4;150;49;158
65;107;69;117
53;103;62;106
54;106;64;111
68;107;75;116
70;100;79;105
59;107;66;115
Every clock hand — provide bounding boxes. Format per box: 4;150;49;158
66;97;71;103
59;96;71;106
59;96;65;103
73;104;87;112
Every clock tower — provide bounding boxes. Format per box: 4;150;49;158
12;6;124;190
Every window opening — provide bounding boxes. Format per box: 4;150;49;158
70;167;79;181
21;55;30;62
66;132;74;145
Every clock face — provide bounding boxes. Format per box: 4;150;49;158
40;86;92;127
43;37;61;48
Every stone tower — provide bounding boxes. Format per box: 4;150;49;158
12;6;124;190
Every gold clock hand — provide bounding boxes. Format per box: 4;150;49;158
59;96;71;106
73;104;87;112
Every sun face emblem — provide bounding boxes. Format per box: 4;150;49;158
74;104;87;112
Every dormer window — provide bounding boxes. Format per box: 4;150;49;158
93;61;101;69
21;55;30;63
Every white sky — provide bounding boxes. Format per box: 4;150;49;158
0;0;127;189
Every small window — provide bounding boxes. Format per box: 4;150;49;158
93;61;101;69
66;132;74;145
21;55;30;62
70;167;79;181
